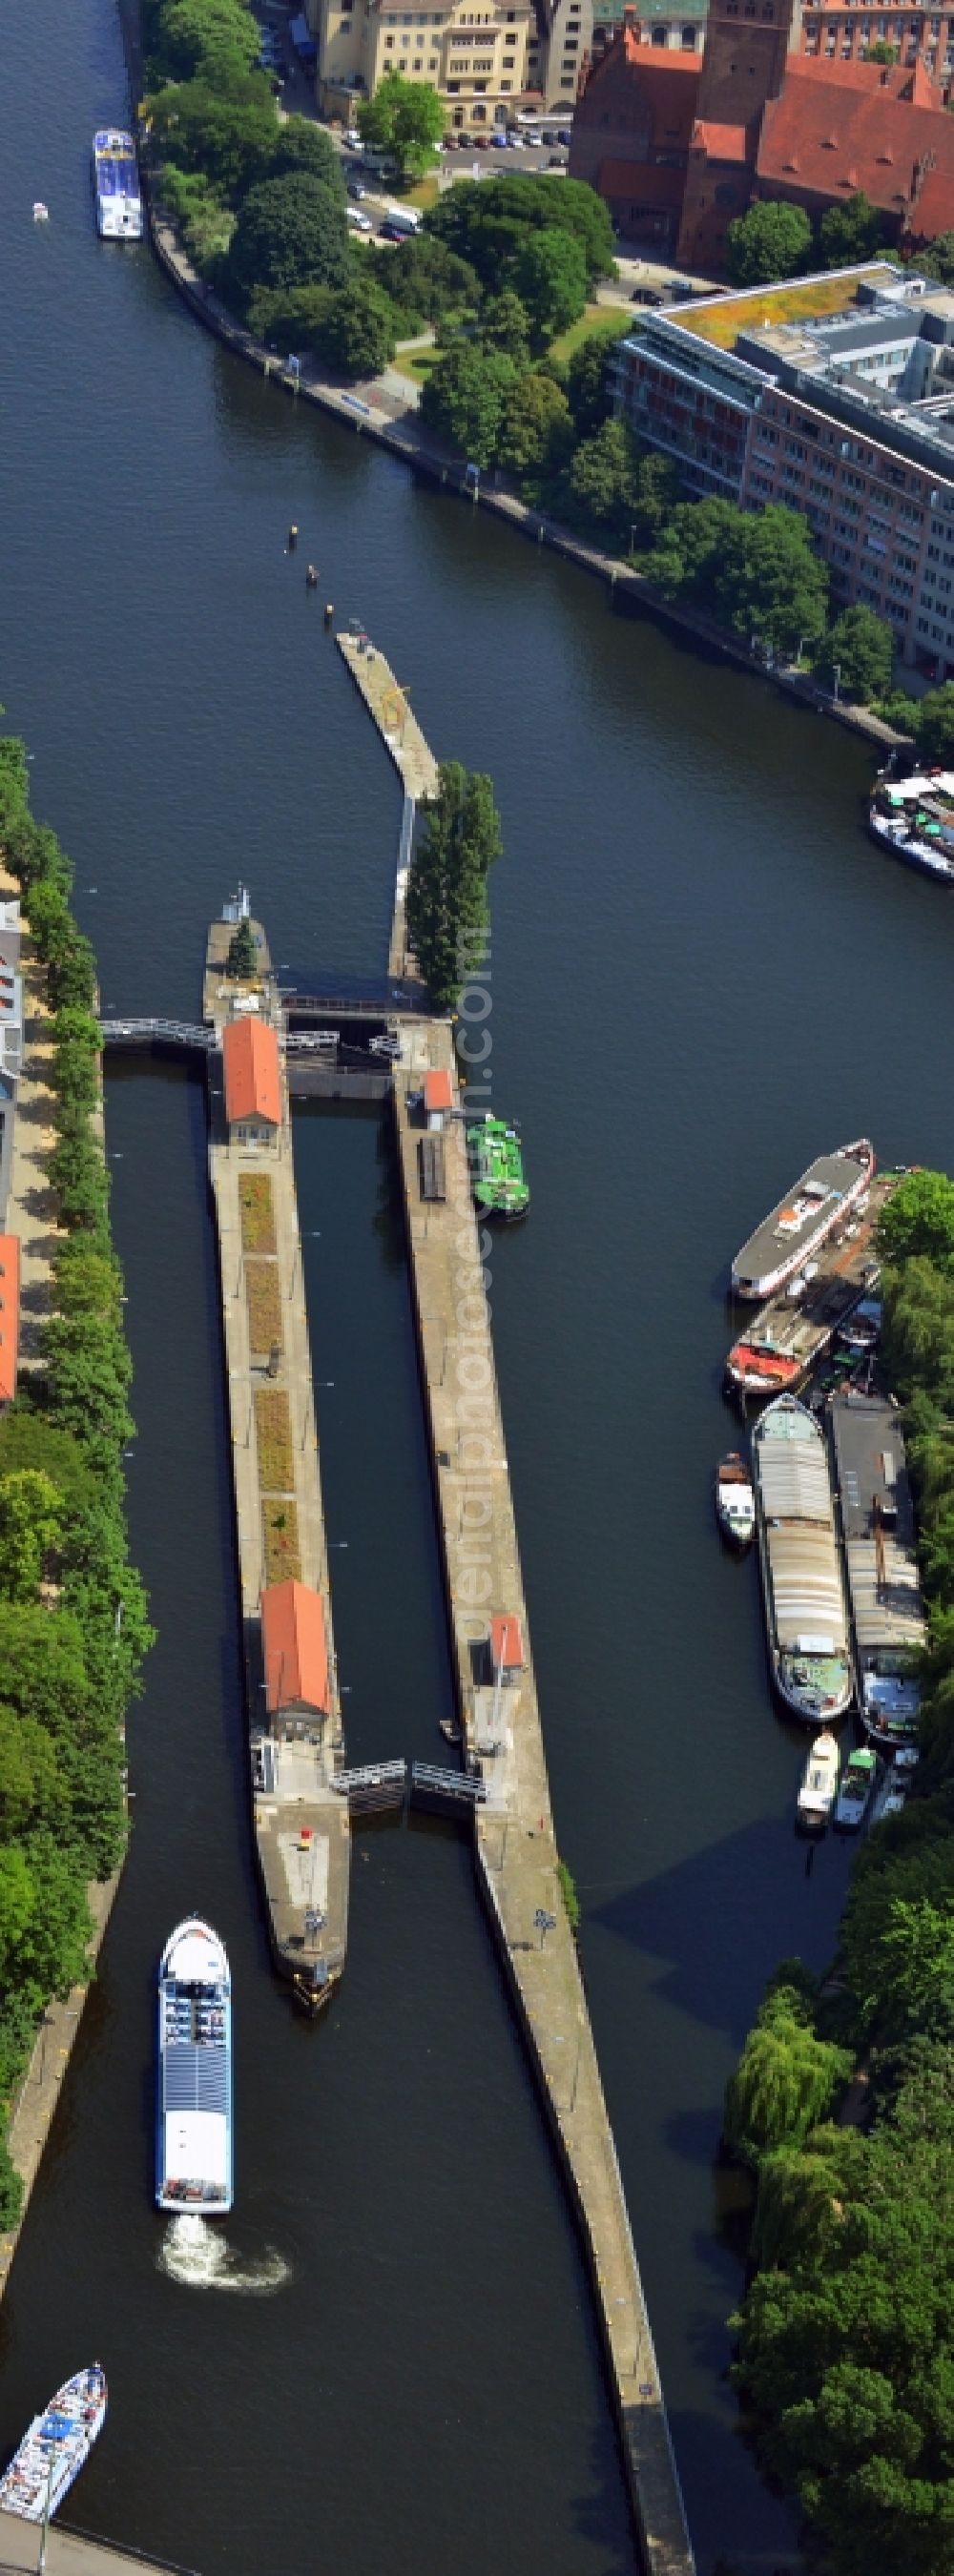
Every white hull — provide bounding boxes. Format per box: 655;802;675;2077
156;1917;233;2214
731;1142;875;1299
0;2368;106;2522
93;129;142;240
869;810;954;884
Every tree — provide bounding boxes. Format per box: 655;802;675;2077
497;372;573;484
879;1169;954;1272
153;0;261;83
629;450;680;550
246;281;333;352
919;229;954;287
225;172;348;311
819;190;883;269
357;73;445;181
813;604;894;703
0;1473;64;1604
145;77;279;202
319;279;397;379
419;343;515;466
726;199;813;287
916;679;954;764
511;227;589;340
226;917;259;979
0;1705;66;1838
724;1981;853;2167
406;763;502;1011
269;118;343;196
866;35;899;58
566;331;616;436
480;289;532;366
564;418;639;542
423;173;614;292
715;504;829;658
377;235;479;327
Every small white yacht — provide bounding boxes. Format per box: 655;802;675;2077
796;1729;840;1832
715;1452;756;1549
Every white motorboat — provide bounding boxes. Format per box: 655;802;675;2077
796;1729;840;1831
715;1452;755;1548
0;2367;106;2521
835;1745;879;1831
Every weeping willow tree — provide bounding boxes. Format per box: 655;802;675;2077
723;1977;853;2171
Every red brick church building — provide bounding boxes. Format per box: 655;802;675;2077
569;0;954;266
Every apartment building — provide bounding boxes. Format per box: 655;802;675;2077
615;263;954;673
315;0;534;122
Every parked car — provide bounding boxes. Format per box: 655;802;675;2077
631;285;663;305
547;151;565;166
473;133;490;147
347;177;366;198
557;127;571;144
347;207;373;231
492;131;509;147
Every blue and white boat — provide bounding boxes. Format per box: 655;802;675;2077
93;130;142;239
156;1918;233;2213
0;2367;107;2520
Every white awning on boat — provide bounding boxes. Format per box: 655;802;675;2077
164;2112;228;2188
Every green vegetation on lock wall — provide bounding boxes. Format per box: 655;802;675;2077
723;1167;954;2576
0;737;154;2230
406;762;502;1012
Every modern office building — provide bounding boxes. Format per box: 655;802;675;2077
614;261;954;672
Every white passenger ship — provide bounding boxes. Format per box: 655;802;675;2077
0;2367;106;2521
156;1918;233;2213
93;130;142;239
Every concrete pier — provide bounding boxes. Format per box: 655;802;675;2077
391;1027;695;2576
0;2512;197;2576
203;914;349;2006
337;630;439;981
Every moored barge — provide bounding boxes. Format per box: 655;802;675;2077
829;1391;925;1750
869;768;954;883
752;1393;853;1723
726;1165;904;1398
731;1141;875;1301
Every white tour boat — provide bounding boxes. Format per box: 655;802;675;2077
869;769;954;884
796;1729;840;1831
731;1141;875;1300
93;130;143;239
0;2367;106;2521
156;1917;233;2213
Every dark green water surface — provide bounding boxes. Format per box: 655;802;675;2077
0;8;952;2568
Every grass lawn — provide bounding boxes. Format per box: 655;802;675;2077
245;1258;282;1355
262;1498;301;1587
238;1172;276;1255
255;1388;294;1493
548;304;634;366
401;175;441;210
390;343;440;383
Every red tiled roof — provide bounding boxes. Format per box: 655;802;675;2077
490;1614;525;1671
0;1235;19;1405
261;1579;329;1715
758;53;954;214
424;1068;453;1112
691;120;752;160
222;1017;280;1127
576;37;699;134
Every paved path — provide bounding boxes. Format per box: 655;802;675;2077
336;632;439;979
204;919;350;2001
0;2512;194;2576
0;863;62;1369
391;1031;695;2576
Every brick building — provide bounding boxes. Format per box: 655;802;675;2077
570;0;954;258
614;261;954;674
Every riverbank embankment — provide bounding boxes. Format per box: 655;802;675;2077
0;2507;197;2576
141;190;904;761
390;1024;695;2576
203;914;350;2005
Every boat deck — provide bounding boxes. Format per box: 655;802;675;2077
728;1167;902;1387
830;1393;926;1659
733;1150;867;1292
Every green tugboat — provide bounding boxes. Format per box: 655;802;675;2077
467;1115;529;1222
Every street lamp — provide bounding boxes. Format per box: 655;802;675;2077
833;661;841;705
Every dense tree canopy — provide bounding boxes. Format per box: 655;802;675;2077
419;342;516;466
813;603;894;702
319;279;398;379
151;0;260;82
819;189;884;268
423;173;614;292
915;680;954;765
225;171;348;309
511;227;589;340
565;331;617;438
726;198;813;287
497;372;573;484
406;762;502;1009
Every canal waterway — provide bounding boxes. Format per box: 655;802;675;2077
1;3;953;2567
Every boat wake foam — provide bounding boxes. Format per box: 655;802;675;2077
158;2214;290;2296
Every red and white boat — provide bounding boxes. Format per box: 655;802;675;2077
730;1141;875;1301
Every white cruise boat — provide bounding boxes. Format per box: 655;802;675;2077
730;1142;875;1299
797;1729;840;1831
869;770;954;883
156;1918;233;2213
752;1393;853;1723
0;2367;106;2521
93;130;142;239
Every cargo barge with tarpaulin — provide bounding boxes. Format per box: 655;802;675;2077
726;1164;904;1398
752;1392;853;1723
829;1391;926;1749
730;1140;875;1301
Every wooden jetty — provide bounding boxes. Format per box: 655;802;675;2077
203;909;350;2007
337;629;439;982
391;1027;696;2576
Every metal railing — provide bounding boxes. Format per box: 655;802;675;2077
100;1019;215;1052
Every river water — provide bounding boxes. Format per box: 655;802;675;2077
1;6;952;2570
